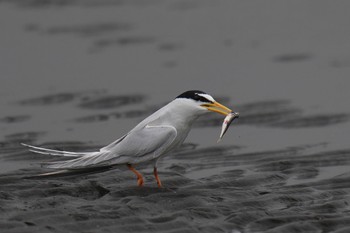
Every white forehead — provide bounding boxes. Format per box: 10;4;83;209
197;93;215;102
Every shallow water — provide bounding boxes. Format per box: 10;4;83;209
1;1;350;232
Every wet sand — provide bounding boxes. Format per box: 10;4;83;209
1;142;350;232
1;94;350;233
1;1;350;232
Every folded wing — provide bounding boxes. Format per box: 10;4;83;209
43;124;177;169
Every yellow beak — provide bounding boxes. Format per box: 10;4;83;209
201;101;232;116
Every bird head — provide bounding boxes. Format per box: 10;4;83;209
176;90;232;116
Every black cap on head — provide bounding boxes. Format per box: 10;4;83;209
176;90;213;103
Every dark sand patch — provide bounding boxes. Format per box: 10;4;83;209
38;22;132;37
78;94;145;110
273;53;312;63
0;115;31;124
92;36;156;51
17;91;146;110
74;109;151;123
18;93;78;106
272;113;350;128
330;58;350;68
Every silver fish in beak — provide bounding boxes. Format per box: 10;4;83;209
217;112;239;142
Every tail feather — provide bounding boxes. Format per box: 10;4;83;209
24;166;114;178
43;151;117;169
21;143;91;157
22;143;124;170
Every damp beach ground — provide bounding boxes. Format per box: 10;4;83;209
1;1;350;233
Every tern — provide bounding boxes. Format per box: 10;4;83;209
22;90;232;187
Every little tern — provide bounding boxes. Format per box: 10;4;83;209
23;90;232;187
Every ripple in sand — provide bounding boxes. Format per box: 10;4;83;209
74;109;150;123
78;94;145;109
93;36;156;51
17;92;146;110
38;22;132;37
18;93;77;106
0;115;30;124
272;113;350;128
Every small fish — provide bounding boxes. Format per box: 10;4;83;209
218;112;239;142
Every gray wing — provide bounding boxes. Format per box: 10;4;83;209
112;125;177;159
46;124;177;169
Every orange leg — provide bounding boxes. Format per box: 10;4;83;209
127;164;144;187
153;167;162;188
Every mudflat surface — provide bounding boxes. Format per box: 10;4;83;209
1;1;350;233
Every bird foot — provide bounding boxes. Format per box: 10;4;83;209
128;164;144;187
154;167;163;188
137;177;144;187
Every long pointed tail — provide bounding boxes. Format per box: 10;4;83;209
22;143;120;170
24;166;114;179
21;143;91;157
